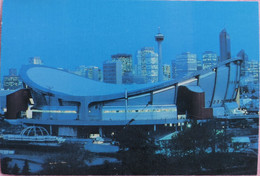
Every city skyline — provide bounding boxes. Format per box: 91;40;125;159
1;0;259;79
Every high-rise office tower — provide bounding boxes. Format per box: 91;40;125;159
241;60;259;84
237;50;249;77
3;68;23;90
163;64;171;81
103;60;122;84
219;29;231;62
172;52;197;78
111;54;133;84
171;60;176;79
85;66;102;81
29;57;43;65
111;54;132;73
155;28;164;82
202;51;218;69
197;59;203;71
137;47;158;83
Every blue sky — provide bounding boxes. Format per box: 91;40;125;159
1;0;259;78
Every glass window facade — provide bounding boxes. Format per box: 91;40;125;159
137;47;159;83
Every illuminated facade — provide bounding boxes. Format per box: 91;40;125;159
237;50;259;84
173;52;197;78
111;54;133;73
3;69;22;90
202;51;218;69
111;54;133;84
137;47;159;83
86;66;102;81
163;64;171;81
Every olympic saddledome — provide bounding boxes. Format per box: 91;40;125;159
6;58;242;137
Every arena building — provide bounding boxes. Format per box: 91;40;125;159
6;58;242;137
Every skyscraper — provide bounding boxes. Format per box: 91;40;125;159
103;60;122;84
171;60;176;79
3;68;23;90
155;28;164;82
111;54;133;84
85;66;102;81
163;64;171;81
111;54;133;73
237;50;249;77
219;29;231;62
136;47;158;83
202;51;218;69
197;59;203;71
172;52;197;78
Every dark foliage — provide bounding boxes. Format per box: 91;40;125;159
1;157;12;174
40;143;93;175
115;126;160;174
21;159;30;175
11;163;20;175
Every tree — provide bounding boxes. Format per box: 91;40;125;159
21;159;30;175
170;121;214;157
11;163;20;175
168;120;233;174
115;126;159;174
41;143;93;175
1;157;12;174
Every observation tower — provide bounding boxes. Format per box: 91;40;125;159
155;27;164;82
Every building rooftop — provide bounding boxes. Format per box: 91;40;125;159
20;65;159;98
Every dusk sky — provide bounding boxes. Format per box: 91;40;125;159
1;0;259;79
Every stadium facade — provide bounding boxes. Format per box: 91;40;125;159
6;58;242;137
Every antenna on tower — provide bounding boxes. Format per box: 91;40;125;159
158;27;161;33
